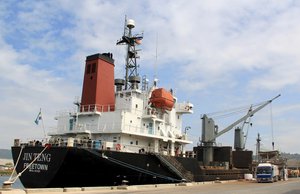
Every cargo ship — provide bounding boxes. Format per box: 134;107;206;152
8;18;279;188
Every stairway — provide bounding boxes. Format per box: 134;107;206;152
155;154;194;181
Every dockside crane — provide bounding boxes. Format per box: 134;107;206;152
200;94;280;166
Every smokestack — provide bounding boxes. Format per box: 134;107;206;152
81;53;115;112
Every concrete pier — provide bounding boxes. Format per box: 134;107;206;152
1;178;299;194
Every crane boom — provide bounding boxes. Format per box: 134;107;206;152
207;94;281;142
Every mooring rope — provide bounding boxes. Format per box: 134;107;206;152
85;148;181;182
5;145;49;184
8;145;24;182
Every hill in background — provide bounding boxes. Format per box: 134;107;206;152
0;149;12;159
281;152;300;160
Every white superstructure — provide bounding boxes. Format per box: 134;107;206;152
51;81;193;156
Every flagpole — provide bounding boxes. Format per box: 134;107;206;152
39;108;47;139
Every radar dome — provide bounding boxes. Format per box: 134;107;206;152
127;19;135;28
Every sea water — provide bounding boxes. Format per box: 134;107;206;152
0;175;23;189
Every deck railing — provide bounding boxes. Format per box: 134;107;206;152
80;104;115;113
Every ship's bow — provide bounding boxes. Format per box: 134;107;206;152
11;146;67;188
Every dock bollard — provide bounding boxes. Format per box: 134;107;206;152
2;181;13;190
214;177;221;183
121;180;129;185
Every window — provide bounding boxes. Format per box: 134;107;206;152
91;63;96;73
86;64;91;74
257;167;272;174
136;141;138;145
69;118;74;131
126;92;131;97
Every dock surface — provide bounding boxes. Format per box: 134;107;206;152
1;178;300;194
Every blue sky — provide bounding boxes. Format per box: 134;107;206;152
0;0;300;153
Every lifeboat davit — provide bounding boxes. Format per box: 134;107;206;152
150;88;174;111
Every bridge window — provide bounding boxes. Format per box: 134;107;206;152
86;64;91;74
91;63;96;73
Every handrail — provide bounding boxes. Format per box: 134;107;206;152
80;104;115;112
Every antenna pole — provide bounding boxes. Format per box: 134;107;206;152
117;17;143;90
154;33;158;79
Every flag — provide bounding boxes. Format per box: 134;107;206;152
34;109;42;125
135;37;143;45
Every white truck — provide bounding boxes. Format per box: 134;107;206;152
256;163;280;183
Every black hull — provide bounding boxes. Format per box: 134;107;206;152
11;146;249;188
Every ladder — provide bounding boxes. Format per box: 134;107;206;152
155;154;194;181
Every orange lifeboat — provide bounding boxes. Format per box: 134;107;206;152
150;88;174;111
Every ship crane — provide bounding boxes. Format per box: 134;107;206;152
200;94;280;166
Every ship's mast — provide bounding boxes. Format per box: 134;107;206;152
117;16;143;90
256;133;261;161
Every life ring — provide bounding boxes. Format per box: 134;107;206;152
116;144;121;151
